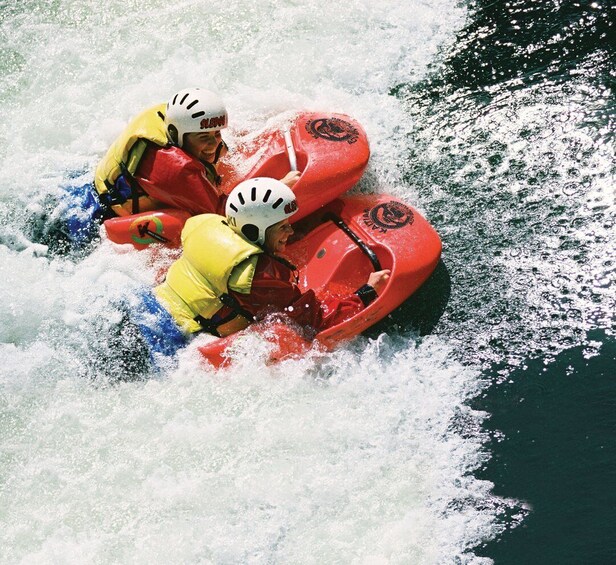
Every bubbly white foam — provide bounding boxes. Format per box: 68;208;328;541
1;335;501;564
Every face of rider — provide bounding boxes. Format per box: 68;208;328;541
183;130;223;163
264;219;294;254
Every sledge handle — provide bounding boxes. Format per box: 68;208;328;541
283;129;298;172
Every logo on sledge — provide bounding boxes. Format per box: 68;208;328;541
305;117;359;144
130;216;164;245
362;201;414;233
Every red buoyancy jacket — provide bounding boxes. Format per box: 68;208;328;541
227;254;366;332
135;144;227;216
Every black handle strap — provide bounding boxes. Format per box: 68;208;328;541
322;212;382;271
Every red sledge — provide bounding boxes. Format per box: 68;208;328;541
102;112;442;366
103;112;370;248
196;193;441;367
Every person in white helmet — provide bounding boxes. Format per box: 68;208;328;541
153;178;390;338
94;88;299;218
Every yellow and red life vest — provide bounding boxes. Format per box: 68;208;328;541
154;214;262;335
94;104;169;216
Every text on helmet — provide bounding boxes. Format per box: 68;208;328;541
284;200;298;214
200;115;227;130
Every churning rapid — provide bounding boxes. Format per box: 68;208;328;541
0;1;614;564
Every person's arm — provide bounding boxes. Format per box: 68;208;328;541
229;255;390;332
279;170;301;188
279;267;389;330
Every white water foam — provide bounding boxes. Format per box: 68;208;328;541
0;1;507;563
2;337;500;564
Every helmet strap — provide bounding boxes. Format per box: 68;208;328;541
202;160;222;186
264;249;299;283
213;139;227;164
167;124;179;146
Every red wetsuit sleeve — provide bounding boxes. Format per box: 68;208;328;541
229;255;365;332
136;145;227;215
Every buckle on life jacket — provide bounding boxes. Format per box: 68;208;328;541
193;292;255;337
193;314;224;337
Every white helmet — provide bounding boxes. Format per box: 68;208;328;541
225;178;298;245
165;88;228;148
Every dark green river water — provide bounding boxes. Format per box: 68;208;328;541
385;1;615;561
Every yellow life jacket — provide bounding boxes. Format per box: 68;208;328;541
94;103;168;216
154;214;263;335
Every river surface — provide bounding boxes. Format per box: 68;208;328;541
0;1;614;563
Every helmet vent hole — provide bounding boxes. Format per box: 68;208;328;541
238;192;245;205
172;94;178;105
263;189;271;202
229;203;238;212
241;224;259;242
251;186;257;201
180;93;189;105
191;111;205;118
272;197;283;209
186;99;198;110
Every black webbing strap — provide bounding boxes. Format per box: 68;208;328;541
193;314;224;337
218;292;255;322
323;212;382;271
193;292;255;336
119;162;142;215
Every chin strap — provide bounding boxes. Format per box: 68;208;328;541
263;249;299;284
200;140;228;186
213;140;227;164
